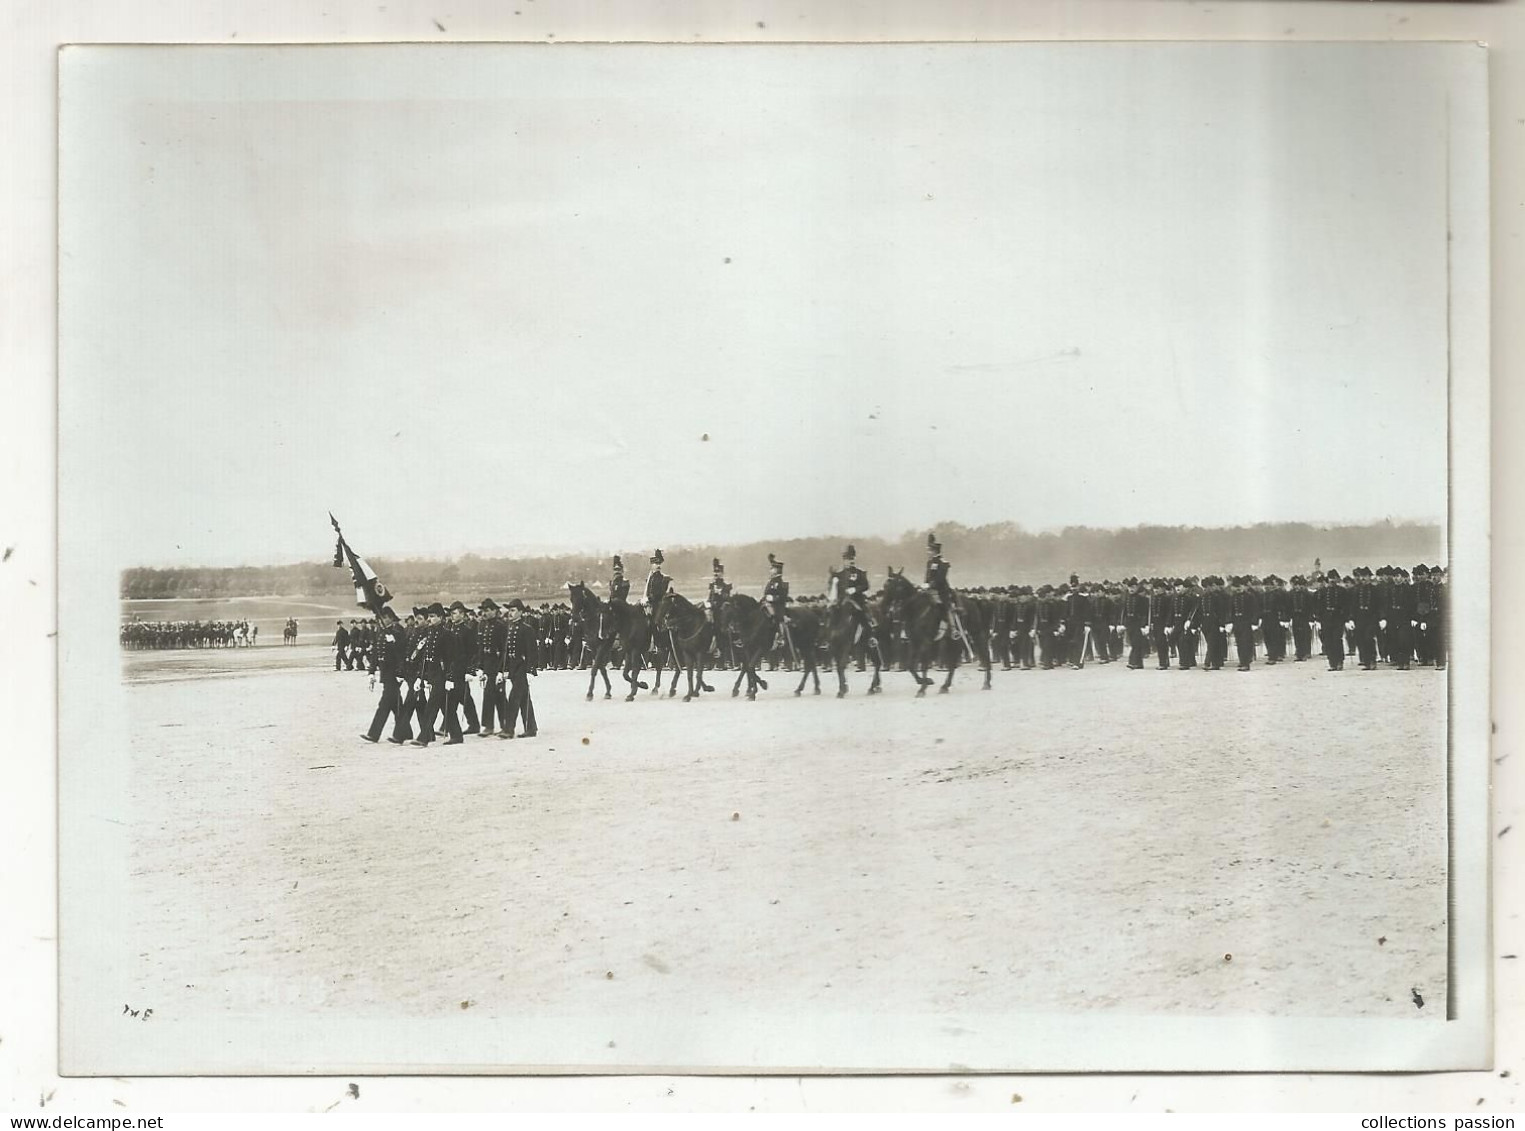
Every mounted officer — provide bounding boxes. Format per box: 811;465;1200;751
762;552;792;651
645;549;669;607
836;543;879;646
923;532;956;641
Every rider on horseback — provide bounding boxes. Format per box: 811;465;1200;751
837;544;879;646
923;532;956;641
603;555;629;641
706;558;731;623
762;553;791;651
645;549;669;606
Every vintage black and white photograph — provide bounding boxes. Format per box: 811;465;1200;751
57;41;1491;1074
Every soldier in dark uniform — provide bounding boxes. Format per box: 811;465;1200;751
1351;567;1383;670
762;553;791;649
456;607;481;734
475;598;508;737
1012;585;1037;670
1413;565;1438;666
1173;578;1200;670
428;601;472;746
499;599;539;739
1147;578;1174;669
1433;566;1448;671
1197;576;1228;671
923;533;954;641
1064;579;1092;669
361;607;414;745
705;558;733;666
1287;575;1315;661
1121;577;1150;670
1091;582;1115;664
1034;584;1060;668
837;544;879;646
1385;567;1415;670
332;620;350;671
409;603;447;744
1315;570;1353;671
1260;576;1288;664
1226;575;1261;671
645;549;669;608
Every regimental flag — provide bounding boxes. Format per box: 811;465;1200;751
329;512;392;616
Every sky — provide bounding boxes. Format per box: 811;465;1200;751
59;43;1466;567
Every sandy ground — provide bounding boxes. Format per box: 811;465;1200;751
118;646;1447;1031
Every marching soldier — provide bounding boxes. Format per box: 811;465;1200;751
499;599;539;739
1433;566;1449;671
360;606;414;745
409;603;447;745
332;620;350;671
429;601;472;746
475;598;508;736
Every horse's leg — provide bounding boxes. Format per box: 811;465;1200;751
836;651;848;697
940;641;958;692
585;651;597;701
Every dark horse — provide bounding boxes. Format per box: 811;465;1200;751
721;593;822;698
880;568;993;694
567;582;651;701
825;568;883;698
651;590;720;701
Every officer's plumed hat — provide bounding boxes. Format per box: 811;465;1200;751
927;532;941;554
613;555;624;571
712;557;723;573
768;552;783;571
843;544;857;561
651;549;664;566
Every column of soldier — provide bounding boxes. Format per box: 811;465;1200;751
119;619;256;649
345;541;1448;747
356;598;545;746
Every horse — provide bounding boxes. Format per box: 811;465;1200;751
283;619;297;646
651;590;720;701
721;593;823;698
879;568;994;694
825;569;883;698
567;581;651;701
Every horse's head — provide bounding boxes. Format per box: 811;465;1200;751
881;569;915;608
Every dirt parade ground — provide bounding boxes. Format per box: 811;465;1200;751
115;643;1447;1038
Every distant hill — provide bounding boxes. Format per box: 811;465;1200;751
121;520;1443;601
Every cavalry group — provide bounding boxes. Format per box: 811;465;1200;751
119;619;257;649
337;532;1450;743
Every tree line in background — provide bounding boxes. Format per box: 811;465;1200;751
120;520;1442;601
